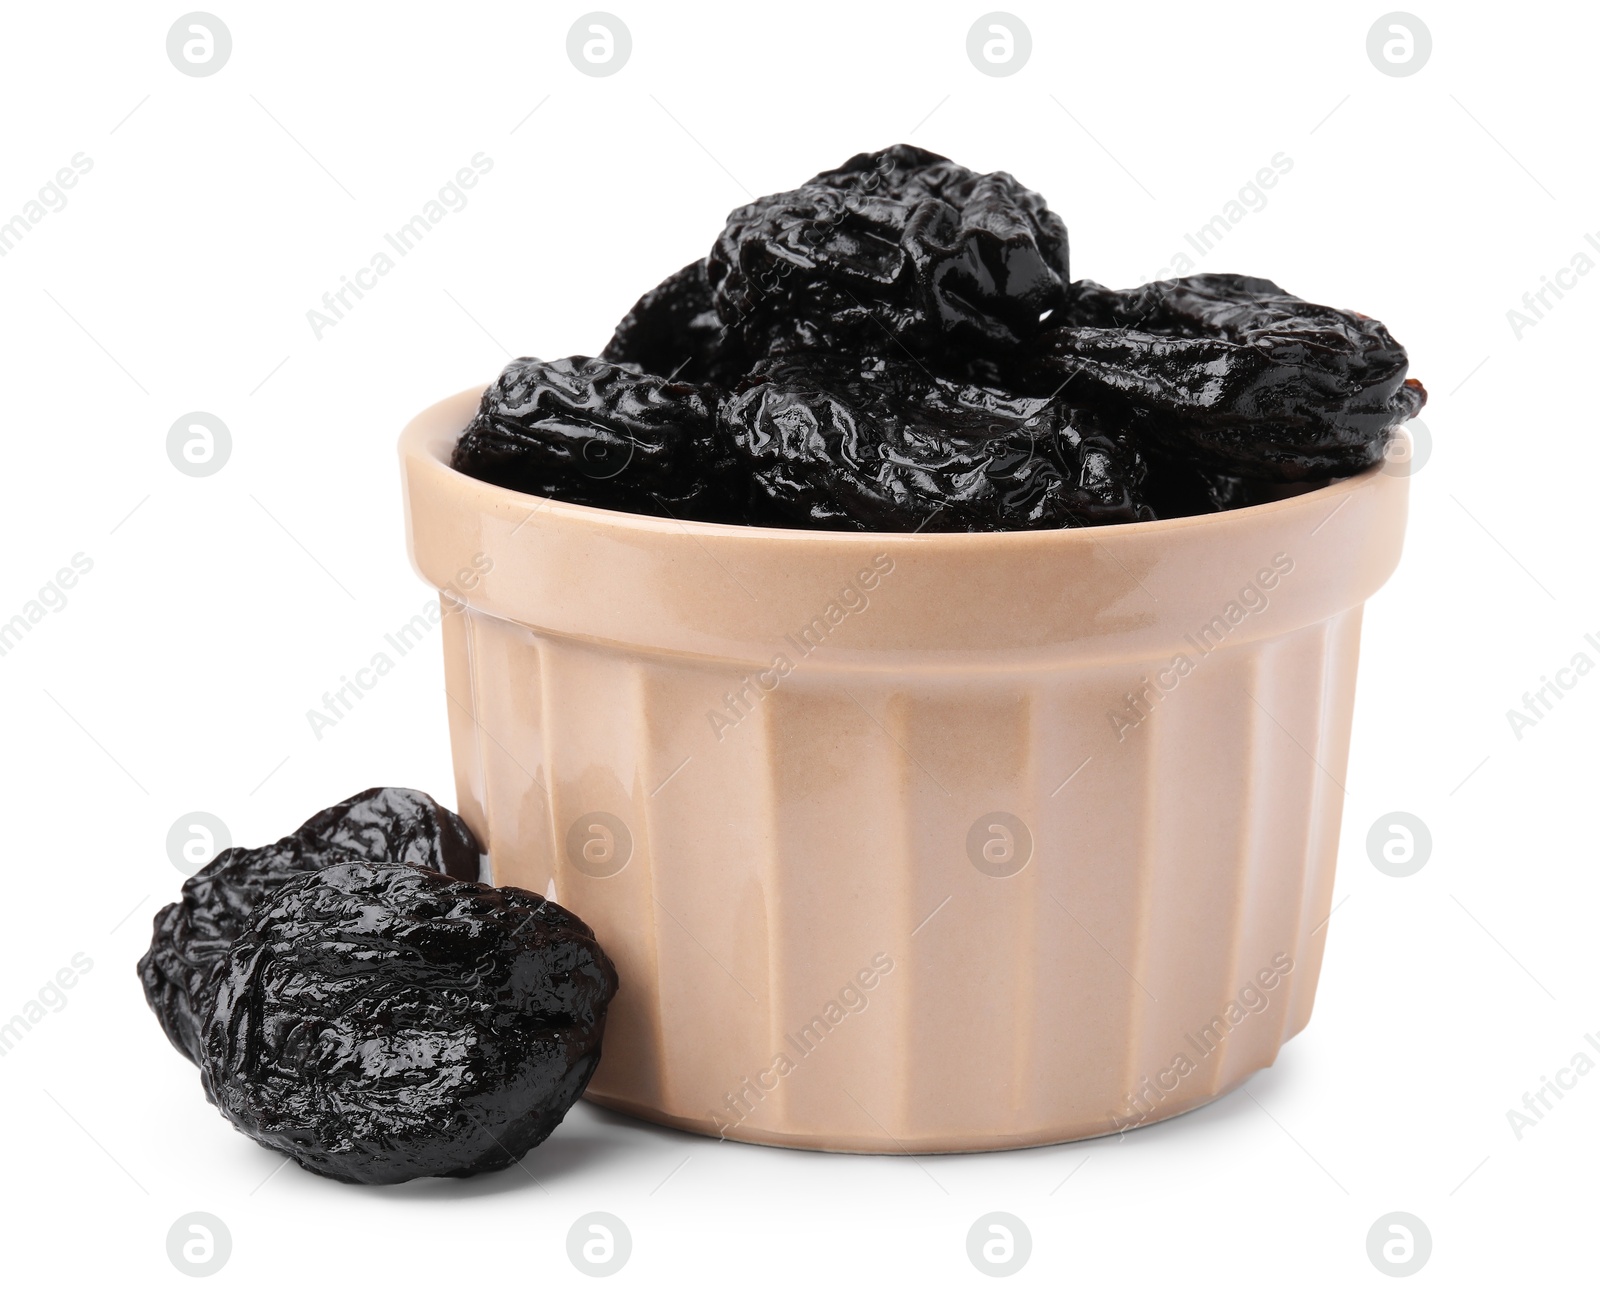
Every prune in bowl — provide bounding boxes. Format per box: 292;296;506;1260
450;356;734;520
718;353;1153;532
708;143;1071;361
1023;274;1427;481
600;257;748;386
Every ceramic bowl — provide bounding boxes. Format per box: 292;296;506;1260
401;387;1409;1152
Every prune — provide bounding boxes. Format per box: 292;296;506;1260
707;144;1070;361
454;148;1426;525
138;787;481;1065
718;354;1152;532
199;861;619;1185
450;356;735;520
1022;274;1426;480
600;258;749;386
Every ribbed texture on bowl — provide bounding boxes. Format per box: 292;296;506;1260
439;601;1363;1150
404;387;1408;1152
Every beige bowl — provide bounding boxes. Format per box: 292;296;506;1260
400;387;1409;1153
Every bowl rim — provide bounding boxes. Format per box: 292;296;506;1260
402;384;1405;549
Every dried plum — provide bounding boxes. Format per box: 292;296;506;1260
600;258;748;386
199;860;619;1185
707;144;1069;361
1023;274;1426;480
719;354;1151;532
450;356;735;520
138;787;481;1065
453;147;1426;525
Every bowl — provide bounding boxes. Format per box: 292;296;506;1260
400;386;1409;1152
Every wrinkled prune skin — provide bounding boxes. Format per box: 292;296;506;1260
138;788;481;1065
600;258;749;386
200;861;619;1186
708;144;1070;361
719;355;1152;532
1022;274;1427;480
458;150;1427;525
450;356;736;520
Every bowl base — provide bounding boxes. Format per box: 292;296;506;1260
583;1065;1269;1154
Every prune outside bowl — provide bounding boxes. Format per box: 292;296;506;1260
400;386;1410;1153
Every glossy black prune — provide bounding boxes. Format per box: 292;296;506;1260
200;861;619;1186
138;788;481;1065
450;356;735;520
600;258;748;386
1024;274;1427;480
707;144;1070;361
455;150;1426;524
718;354;1151;532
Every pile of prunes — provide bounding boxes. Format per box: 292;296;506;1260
452;144;1425;531
138;789;618;1185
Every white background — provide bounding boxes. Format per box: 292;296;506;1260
1;1;1594;1286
